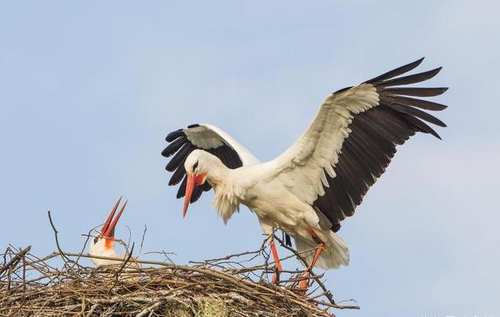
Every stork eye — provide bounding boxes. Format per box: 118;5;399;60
93;236;99;244
193;161;199;172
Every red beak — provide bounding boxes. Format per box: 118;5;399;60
101;197;127;239
182;173;206;218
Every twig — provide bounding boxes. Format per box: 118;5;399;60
47;211;72;264
273;234;337;305
135;300;162;317
139;225;147;254
311;299;360;310
144;250;176;264
74;225;100;269
111;242;135;289
0;246;31;276
1;226;358;317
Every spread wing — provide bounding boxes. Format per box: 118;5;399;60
161;123;258;203
268;58;447;231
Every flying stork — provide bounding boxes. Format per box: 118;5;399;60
161;58;448;289
89;197;129;267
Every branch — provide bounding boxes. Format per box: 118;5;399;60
0;246;31;276
139;224;147;254
47;210;72;264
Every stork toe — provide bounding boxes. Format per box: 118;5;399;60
297;271;311;291
272;270;280;285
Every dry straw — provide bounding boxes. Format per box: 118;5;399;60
0;212;359;316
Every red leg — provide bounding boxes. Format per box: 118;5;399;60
298;242;325;290
269;237;283;284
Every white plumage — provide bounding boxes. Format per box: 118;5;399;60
88;198;138;268
162;58;448;288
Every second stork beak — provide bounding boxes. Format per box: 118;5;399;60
182;173;206;218
102;197;127;239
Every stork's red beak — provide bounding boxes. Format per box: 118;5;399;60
182;173;207;218
101;197;127;239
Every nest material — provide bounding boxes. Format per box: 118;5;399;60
0;244;359;317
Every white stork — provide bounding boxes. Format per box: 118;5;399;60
161;58;447;289
89;197;128;267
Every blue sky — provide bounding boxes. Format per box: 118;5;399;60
1;1;499;316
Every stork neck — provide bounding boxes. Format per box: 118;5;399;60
207;164;241;224
89;239;118;260
206;161;231;188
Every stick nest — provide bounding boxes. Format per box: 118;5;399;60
0;242;359;317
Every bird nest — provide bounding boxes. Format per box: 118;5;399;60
0;213;359;316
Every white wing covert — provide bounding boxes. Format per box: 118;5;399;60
268;58;448;231
162;124;258;203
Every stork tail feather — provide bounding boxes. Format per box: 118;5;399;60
294;233;349;269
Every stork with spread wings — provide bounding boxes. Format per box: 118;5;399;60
162;58;447;289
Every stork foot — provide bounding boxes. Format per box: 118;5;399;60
272;269;280;285
268;236;283;285
295;240;325;292
298;271;311;291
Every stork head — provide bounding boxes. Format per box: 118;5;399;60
182;150;216;217
89;197;127;260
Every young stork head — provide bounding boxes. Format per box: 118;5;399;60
182;149;226;217
89;197;127;266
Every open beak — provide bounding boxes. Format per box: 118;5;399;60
101;197;127;239
182;173;207;218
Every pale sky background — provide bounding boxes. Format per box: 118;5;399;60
1;1;499;316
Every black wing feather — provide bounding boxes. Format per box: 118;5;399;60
165;129;184;142
163;124;244;203
177;176;187;199
166;143;193;172
161;136;186;157
379;67;442;87
385;95;448;111
385;87;448;97
169;165;186;186
314;58;447;231
385;103;446;128
365;57;424;84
